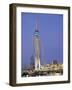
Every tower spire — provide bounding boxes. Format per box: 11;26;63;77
34;19;41;70
35;19;39;32
36;21;38;30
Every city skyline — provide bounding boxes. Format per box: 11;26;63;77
21;12;63;69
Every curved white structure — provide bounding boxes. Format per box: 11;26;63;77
33;23;41;70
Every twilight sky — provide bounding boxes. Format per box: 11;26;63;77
21;12;63;69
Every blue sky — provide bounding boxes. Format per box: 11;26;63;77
21;12;63;69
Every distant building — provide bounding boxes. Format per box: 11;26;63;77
52;60;58;64
40;63;63;74
30;55;35;70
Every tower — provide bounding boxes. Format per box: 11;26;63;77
33;22;41;70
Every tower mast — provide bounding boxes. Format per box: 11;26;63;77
34;20;41;70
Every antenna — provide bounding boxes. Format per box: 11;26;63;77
36;20;38;30
35;18;39;32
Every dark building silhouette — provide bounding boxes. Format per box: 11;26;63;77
52;60;58;64
30;55;35;70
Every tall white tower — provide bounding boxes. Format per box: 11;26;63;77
34;23;41;70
